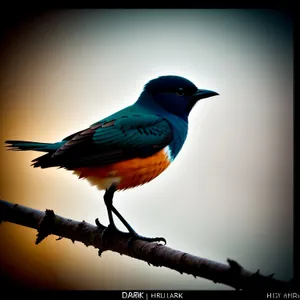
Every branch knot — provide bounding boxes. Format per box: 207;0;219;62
36;209;55;244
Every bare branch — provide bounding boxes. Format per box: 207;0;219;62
0;199;294;291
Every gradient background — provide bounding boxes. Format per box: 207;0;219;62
0;9;293;290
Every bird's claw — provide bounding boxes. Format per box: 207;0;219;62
127;232;167;248
95;218;102;228
100;223;118;244
96;218;167;247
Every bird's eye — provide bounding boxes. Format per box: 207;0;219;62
176;88;184;96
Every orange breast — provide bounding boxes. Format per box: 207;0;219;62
73;148;171;190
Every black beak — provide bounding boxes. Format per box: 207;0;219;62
186;89;219;114
192;89;219;101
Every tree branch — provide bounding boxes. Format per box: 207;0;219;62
0;199;294;291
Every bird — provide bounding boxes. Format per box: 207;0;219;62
5;75;219;244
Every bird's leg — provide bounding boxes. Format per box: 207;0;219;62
103;183;118;230
96;183;118;243
98;183;166;245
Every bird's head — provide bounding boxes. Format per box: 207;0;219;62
142;75;219;121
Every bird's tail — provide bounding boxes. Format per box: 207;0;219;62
5;140;59;152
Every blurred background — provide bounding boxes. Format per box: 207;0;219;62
0;9;293;290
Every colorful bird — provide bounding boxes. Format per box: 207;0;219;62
5;75;219;244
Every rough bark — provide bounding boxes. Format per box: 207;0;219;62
0;199;294;291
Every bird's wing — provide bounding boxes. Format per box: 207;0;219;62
46;114;173;169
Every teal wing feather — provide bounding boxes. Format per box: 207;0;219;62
32;112;173;169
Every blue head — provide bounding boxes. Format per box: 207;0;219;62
139;75;219;122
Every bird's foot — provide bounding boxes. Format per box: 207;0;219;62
96;218;166;247
99;223;119;244
126;230;167;248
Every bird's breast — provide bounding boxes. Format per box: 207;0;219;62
73;146;172;190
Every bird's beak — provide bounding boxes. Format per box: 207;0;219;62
192;89;219;101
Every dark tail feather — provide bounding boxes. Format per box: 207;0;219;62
5;140;62;169
5;140;59;152
31;153;54;168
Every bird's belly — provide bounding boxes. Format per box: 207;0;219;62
73;147;172;190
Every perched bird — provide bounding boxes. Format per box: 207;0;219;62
5;75;218;243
